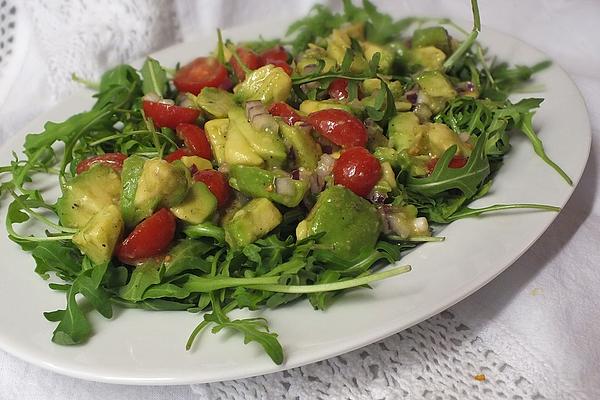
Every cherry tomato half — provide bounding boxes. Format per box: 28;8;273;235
328;78;349;101
231;48;263;81
427;155;468;173
271;60;293;75
117;208;176;265
173;57;229;95
142;100;200;130
76;153;127;175
164;148;192;163
307;109;367;148
268;102;304;126
333;147;382;197
175;123;212;160
193;170;231;209
260;46;289;64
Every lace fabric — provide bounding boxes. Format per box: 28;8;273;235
191;311;547;400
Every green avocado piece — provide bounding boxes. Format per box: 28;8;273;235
278;121;322;170
72;204;124;265
388;112;422;153
412;26;452;55
228;107;287;167
192;87;237;119
362;41;395;73
415;70;457;99
408;47;446;71
224;198;282;248
296;186;381;261
120;155;145;228
228;165;308;208
56;164;122;230
299;100;353;115
326;26;369;73
295;45;337;74
423;123;471;158
204;118;229;165
170;182;217;224
234;64;292;105
121;157;191;227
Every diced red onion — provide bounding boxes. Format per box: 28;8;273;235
275;177;296;197
405;90;418;104
245;100;278;133
368;190;387;204
158;98;175;106
459;132;471;143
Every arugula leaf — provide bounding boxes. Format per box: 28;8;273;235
518;112;572;185
163;240;213;278
31;241;82;280
407;133;490;198
50;287;92;345
140;57;168;97
119;260;164;302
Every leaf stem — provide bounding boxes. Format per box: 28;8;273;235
449;203;560;221
248;265;411;294
443;0;481;71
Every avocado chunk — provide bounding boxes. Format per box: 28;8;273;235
234;65;292;106
224;120;264;166
326;25;369;73
412;27;451;55
362;42;395;73
192;87;237;119
121;158;190;227
119;155;146;228
224;198;282;248
408;47;446;71
228;107;287;167
72;204;124;265
170;182;217;224
295;44;336;74
299;100;353;115
388;112;423;154
278;121;322;170
180;156;212;171
228;165;308;207
204;118;229;165
415;71;457;114
296;186;381;260
423;123;471;158
56;164;121;229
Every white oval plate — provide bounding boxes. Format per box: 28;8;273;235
0;20;591;385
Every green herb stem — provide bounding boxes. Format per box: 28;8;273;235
448;203;560;221
248;265;411;294
443;0;481;71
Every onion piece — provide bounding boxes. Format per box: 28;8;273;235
142;93;160;102
245;100;278;133
275;177;297;197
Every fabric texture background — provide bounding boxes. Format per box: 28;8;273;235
0;1;598;399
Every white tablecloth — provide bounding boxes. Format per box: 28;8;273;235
0;1;598;399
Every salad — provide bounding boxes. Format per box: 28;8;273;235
0;0;570;365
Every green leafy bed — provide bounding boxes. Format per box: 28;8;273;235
0;0;568;364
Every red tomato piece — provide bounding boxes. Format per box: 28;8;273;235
427;155;469;173
260;46;289;64
117;208;176;265
142;101;200;130
306;109;367;148
328;78;349;101
76;153;127;175
333;147;382;197
268;102;304;126
271;60;293;75
173;57;229;95
193;170;231;209
175;123;212;160
231;48;263;81
164;148;192;163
